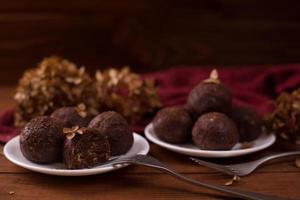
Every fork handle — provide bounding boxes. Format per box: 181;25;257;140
130;157;288;200
257;151;300;165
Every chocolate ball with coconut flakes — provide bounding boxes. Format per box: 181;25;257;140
88;111;133;156
51;107;90;128
192;112;239;150
230;106;263;142
63;127;110;169
152;106;193;144
186;82;232;118
20;116;65;164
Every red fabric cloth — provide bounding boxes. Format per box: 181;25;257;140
1;65;300;143
0;108;20;143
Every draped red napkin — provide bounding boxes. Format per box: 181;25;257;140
1;65;300;143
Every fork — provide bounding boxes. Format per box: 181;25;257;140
190;151;300;177
104;154;287;200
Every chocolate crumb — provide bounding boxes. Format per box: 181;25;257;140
241;142;253;149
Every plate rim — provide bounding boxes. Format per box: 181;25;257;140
4;133;149;176
145;123;276;158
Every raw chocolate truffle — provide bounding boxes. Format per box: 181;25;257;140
51;107;90;128
20;116;65;163
152;107;193;143
186;70;232;117
192;112;239;150
88;111;133;156
230;107;262;142
63;127;110;169
186;82;232;117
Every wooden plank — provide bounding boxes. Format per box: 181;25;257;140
0;14;299;84
0;0;298;20
0;172;299;200
0;1;299;84
0;0;148;13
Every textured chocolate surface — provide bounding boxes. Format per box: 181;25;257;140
63;127;110;169
192;112;239;150
230;107;262;142
89;111;133;156
20;116;65;163
51;107;90;128
153;107;193;143
186;82;232;117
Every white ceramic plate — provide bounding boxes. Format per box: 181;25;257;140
145;123;276;158
4;133;149;176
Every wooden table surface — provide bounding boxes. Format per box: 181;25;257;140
0;86;300;200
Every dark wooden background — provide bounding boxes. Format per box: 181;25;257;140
1;0;300;85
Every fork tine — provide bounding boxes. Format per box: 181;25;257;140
227;166;249;176
226;167;240;174
190;157;237;176
97;156;133;167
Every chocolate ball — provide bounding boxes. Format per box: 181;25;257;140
51;107;90;128
20;116;65;163
152;107;193;143
192;112;239;150
63;127;110;169
230;107;262;142
186;82;232;117
88;111;133;156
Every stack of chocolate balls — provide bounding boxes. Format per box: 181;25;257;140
153;70;263;150
19;107;133;169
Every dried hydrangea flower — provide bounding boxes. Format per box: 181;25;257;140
224;175;241;186
63;126;84;140
203;69;221;84
95;67;161;123
14;56;99;127
264;88;300;144
75;103;88;118
15;57;161;126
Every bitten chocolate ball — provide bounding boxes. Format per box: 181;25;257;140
51;107;90;128
186;82;232;117
88;111;133;156
230;107;262;142
20;116;65;163
152;107;193;143
192;112;239;150
63;127;110;169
